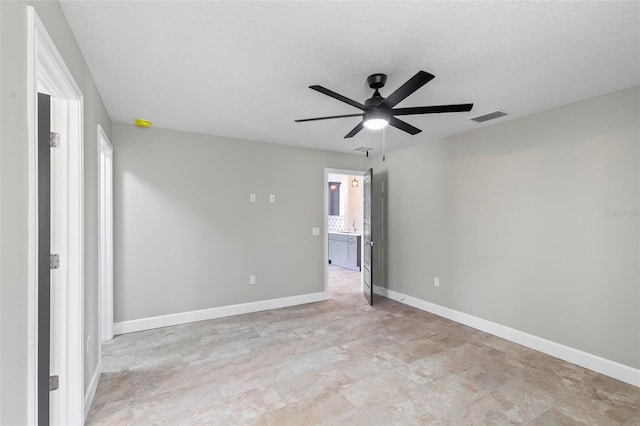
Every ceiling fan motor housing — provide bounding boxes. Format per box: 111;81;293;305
364;86;390;123
364;95;386;109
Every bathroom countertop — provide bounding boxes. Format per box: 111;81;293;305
329;231;361;236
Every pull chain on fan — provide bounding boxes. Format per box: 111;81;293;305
382;127;386;162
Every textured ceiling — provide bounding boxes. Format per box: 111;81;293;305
60;1;639;154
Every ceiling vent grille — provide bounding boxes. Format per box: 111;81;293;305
471;110;507;123
353;147;376;153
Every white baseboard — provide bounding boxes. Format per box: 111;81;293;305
114;291;327;335
84;361;101;421
374;285;640;388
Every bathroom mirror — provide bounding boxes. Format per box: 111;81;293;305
328;182;340;215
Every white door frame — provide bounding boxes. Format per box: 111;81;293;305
27;7;85;425
98;125;113;343
323;168;367;298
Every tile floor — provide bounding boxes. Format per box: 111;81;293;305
88;266;640;425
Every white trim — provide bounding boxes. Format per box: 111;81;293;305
27;7;85;426
323;168;367;298
97;125;114;343
114;292;326;335
0;3;3;422
67;94;85;426
374;285;640;387
83;361;101;421
26;9;38;424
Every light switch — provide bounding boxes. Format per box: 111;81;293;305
249;193;256;203
269;194;276;203
312;227;320;236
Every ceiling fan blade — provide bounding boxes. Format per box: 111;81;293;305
379;71;435;109
344;121;365;138
389;117;421;135
310;85;366;110
392;104;474;116
295;113;363;123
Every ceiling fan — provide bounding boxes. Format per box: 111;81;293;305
295;71;473;138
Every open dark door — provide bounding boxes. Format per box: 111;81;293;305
37;92;51;426
363;168;373;305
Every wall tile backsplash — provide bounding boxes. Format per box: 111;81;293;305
328;215;344;232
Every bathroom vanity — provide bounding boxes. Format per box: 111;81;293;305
328;232;361;271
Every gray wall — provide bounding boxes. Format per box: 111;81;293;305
372;86;639;369
0;1;111;423
112;124;367;322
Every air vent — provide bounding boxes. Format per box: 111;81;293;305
471;110;507;123
353;147;376;153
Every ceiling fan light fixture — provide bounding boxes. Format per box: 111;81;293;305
363;110;389;130
363;118;388;130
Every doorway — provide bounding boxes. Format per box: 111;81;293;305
28;7;84;425
324;169;366;300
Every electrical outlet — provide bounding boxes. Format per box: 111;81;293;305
312;227;320;236
250;275;256;285
434;277;440;287
249;193;256;203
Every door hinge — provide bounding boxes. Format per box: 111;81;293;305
50;132;59;148
49;375;59;391
49;254;60;269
